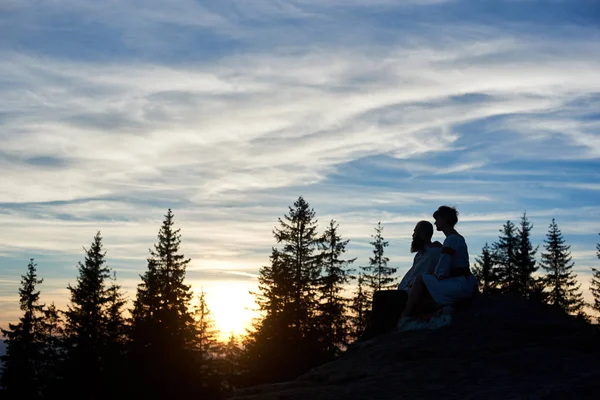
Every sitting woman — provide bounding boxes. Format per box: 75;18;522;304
398;205;478;328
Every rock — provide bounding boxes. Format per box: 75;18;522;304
229;293;600;399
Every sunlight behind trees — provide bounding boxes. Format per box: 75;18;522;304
196;281;258;341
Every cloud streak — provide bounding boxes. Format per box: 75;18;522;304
1;0;599;331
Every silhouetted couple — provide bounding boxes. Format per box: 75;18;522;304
361;206;478;340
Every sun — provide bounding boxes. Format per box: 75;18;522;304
195;280;259;341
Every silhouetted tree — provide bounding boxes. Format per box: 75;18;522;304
0;259;48;399
589;234;600;324
105;272;126;347
63;232;113;399
245;197;323;383
103;272;127;395
473;243;495;293
193;290;221;390
130;209;205;398
349;273;369;341
39;302;63;398
195;290;219;356
316;219;356;358
219;334;244;391
540;219;585;315
492;220;520;294
362;222;396;294
515;212;540;298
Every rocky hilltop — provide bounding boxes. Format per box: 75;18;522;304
230;293;599;399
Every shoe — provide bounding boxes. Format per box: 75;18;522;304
397;317;429;332
428;313;452;330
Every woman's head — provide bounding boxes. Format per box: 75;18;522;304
433;205;459;231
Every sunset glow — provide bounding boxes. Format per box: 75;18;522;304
1;0;600;342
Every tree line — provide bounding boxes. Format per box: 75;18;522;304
1;210;227;399
472;212;600;322
2;199;599;398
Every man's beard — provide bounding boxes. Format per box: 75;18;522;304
410;236;425;253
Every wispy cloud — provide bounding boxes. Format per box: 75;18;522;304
1;0;599;330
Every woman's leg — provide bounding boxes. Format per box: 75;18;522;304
401;274;435;318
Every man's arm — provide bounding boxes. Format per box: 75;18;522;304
398;255;419;290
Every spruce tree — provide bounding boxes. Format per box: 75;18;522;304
103;272;127;395
362;222;396;294
473;243;495;293
39;302;63;398
194;291;218;355
316;219;356;358
348;273;369;341
220;334;243;390
245;197;323;383
539;219;585;315
130;209;200;397
131;209;195;347
589;234;600;324
63;232;112;398
193;291;220;388
515;212;539;298
0;259;47;399
492;220;520;294
105;272;126;347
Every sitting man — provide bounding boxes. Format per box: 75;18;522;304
360;220;442;340
398;205;479;331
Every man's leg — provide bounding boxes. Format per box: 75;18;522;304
401;275;435;318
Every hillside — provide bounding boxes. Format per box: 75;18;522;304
230;293;600;399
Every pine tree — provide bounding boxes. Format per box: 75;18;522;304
472;243;495;293
63;232;112;398
515;212;539;298
194;291;219;357
316;219;356;358
348;273;369;341
540;219;585;315
589;233;600;324
245;197;323;383
102;272;127;395
362;222;396;294
131;209;195;346
105;272;126;347
39;302;63;398
130;209;200;397
492;220;520;294
220;334;244;390
193;291;220;388
0;259;47;399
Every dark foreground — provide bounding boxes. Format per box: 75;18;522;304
230;293;599;399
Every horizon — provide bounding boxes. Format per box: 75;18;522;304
1;0;600;338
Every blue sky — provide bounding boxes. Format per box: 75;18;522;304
1;0;600;334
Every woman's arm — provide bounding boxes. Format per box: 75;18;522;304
433;236;458;279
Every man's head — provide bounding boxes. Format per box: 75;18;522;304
433;205;459;231
411;220;434;253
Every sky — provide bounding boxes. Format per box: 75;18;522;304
1;0;600;338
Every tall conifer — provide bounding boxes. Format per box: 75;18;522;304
317;220;356;357
539;219;585;315
1;259;47;399
348;273;369;341
63;232;112;399
515;212;539;297
588;234;600;323
245;197;323;383
361;222;396;294
473;243;495;293
129;209;202;397
492;221;520;294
